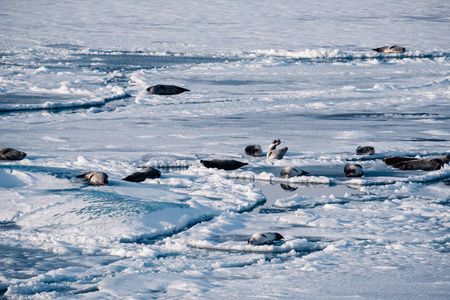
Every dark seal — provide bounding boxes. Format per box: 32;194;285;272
0;148;27;160
393;155;450;171
200;159;248;171
147;85;190;95
383;156;418;166
122;167;161;182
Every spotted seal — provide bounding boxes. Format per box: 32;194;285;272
372;46;406;53
280;167;309;178
356;146;375;155
383;156;418;166
248;232;284;245
344;163;363;177
245;144;263;157
76;172;109;185
267;139;288;160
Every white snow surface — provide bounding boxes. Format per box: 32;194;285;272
1;0;450;299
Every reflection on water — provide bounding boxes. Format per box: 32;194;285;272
252;181;360;213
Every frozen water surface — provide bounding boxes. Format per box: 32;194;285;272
1;0;450;299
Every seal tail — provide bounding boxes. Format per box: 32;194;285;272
275;233;284;240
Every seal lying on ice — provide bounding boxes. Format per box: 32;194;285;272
280;167;309;178
248;232;284;245
245;144;263;157
383;156;418;166
356;146;375;155
200;159;248;171
122;167;161;182
267;139;288;160
147;85;190;95
0;148;27;160
344;163;363;177
393;155;450;171
76;172;109;185
372;46;406;53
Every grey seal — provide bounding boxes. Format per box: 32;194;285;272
0;148;27;160
344;163;363;177
356;146;375;155
393;155;450;171
200;159;248;171
245;144;263;157
248;232;284;245
267;139;288;160
383;156;418;166
76;172;109;185
122;167;161;182
280;167;309;178
372;46;406;53
147;85;190;95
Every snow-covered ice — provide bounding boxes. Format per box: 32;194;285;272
1;0;449;298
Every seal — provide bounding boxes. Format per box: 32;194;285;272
393;155;450;171
122;166;161;182
383;156;418;166
147;85;190;95
0;148;27;160
372;46;406;53
267;139;288;160
356;146;375;155
280;183;298;191
248;232;284;245
344;163;363;177
76;171;109;185
200;159;248;171
245;144;263;157
280;167;309;178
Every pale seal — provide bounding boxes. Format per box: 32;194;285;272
147;85;190;95
0;148;27;160
248;232;284;245
267;139;288;160
122;167;161;182
76;172;109;185
372;46;406;53
393;155;450;171
344;163;363;177
280;167;309;178
245;144;263;157
200;159;248;171
356;146;375;155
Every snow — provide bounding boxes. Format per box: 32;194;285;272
1;0;450;299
